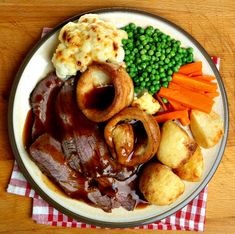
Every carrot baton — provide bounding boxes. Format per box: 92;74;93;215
204;91;220;98
168;100;190;126
188;71;203;77
154;110;189;123
178;61;202;75
168;82;205;95
158;87;214;113
193;75;216;81
172;73;218;92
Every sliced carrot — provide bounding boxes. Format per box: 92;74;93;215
186;76;215;84
169;81;205;95
155;94;168;111
154;110;189;123
179;114;190;126
178;61;202;75
168;100;190;126
188;71;202;77
158;87;214;113
204;91;220;98
168;99;188;110
193;75;216;81
172;73;218;92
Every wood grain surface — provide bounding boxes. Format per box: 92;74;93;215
0;0;234;233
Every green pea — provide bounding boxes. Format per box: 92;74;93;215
141;54;148;60
170;51;175;57
155;75;160;80
154;64;159;69
160;72;166;78
129;23;136;30
159;67;164;73
167;76;172;82
147;81;151;87
167;69;173;75
122;39;128;44
162;82;169;88
142;72;148;78
140;49;147;54
160;55;165;60
138;45;144;50
166;48;171;54
156;51;161;57
140;28;145;34
155;85;161;91
148;50;154;56
165;58;170;63
128;32;133;38
187;47;193;53
151;69;156;75
145;44;150;50
162;97;168;103
149;86;155;93
133;48;138;53
134;87;139;93
178;48;183;54
140;81;146;87
187;57;193;63
173;66;179;72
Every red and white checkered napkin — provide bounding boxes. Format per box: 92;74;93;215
7;28;221;231
7;161;208;231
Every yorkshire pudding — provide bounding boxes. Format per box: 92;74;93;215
76;62;134;122
104;107;161;167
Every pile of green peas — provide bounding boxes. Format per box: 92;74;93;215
122;23;194;95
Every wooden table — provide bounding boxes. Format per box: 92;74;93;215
0;0;234;233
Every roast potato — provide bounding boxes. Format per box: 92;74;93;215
139;163;185;205
190;110;224;148
173;146;204;182
157;121;197;169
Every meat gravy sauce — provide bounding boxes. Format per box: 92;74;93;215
84;85;115;110
23;73;149;212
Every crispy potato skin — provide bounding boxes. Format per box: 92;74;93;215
139;163;185;205
157;121;197;169
173;146;204;182
190;110;224;148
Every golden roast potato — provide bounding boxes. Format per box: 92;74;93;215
157;121;197;169
139;163;185;205
190;110;224;148
173;146;204;182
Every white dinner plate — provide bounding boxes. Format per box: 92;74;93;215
8;8;229;228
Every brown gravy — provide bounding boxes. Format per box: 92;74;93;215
23;76;150;211
84;85;115;110
22;109;34;149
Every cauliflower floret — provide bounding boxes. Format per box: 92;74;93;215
132;92;160;115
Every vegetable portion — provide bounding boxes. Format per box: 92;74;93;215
172;73;217;93
158;86;214;113
178;61;202;75
157;121;197;169
122;23;194;94
190;110;224;148
154;110;189;123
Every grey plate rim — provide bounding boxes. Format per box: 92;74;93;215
8;7;229;228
